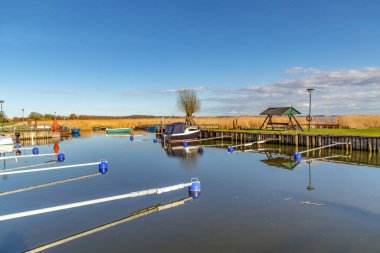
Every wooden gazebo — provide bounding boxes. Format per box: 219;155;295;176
259;106;303;131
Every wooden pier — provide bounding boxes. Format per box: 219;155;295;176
0;130;61;141
200;130;380;152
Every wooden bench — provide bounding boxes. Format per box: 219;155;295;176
267;122;301;130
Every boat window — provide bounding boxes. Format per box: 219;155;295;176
165;125;174;134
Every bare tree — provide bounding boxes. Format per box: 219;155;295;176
177;89;201;126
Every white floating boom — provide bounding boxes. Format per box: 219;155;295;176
0;153;58;161
0;162;101;176
0;181;192;221
231;138;279;148
297;142;350;154
185;136;232;143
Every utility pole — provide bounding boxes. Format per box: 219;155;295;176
0;100;4;128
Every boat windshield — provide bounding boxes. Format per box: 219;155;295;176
165;125;174;134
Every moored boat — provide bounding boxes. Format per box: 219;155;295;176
0;134;13;145
147;125;160;133
162;122;200;142
106;128;132;134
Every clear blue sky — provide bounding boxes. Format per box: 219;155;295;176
1;0;380;117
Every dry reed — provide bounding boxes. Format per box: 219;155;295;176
337;115;380;129
36;115;380;131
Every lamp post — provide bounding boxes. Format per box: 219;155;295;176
0;100;4;128
306;160;315;191
306;88;315;132
22;108;25;123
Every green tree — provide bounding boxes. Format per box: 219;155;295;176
44;114;55;120
28;112;43;120
69;113;78;119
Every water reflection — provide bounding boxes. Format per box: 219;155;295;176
162;143;203;167
223;141;380;167
260;156;299;170
306;160;315;191
25;195;196;252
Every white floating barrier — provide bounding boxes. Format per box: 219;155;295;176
0;181;192;221
293;142;351;163
0;153;58;161
297;142;350;155
185;136;232;144
302;155;350;163
0;161;101;176
231;138;279;148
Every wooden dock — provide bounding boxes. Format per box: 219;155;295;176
200;130;380;152
0;130;61;141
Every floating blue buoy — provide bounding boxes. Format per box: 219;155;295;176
71;128;80;135
189;191;201;199
99;160;108;174
57;153;65;162
189;178;201;198
15;143;21;149
32;147;39;155
293;152;302;163
183;141;188;147
227;146;234;153
72;133;81;138
153;138;158;143
130;135;134;141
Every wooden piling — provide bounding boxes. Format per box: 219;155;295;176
200;130;379;152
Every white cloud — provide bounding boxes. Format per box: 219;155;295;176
205;67;380;115
159;86;205;94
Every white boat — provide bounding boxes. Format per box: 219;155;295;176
0;145;14;153
162;122;200;142
0;134;13;145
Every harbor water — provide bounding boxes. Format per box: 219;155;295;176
1;134;380;252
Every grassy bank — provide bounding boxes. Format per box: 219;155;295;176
219;128;380;137
29;115;380;137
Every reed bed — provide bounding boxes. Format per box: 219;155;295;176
337;115;380;129
36;115;380;131
37;116;306;131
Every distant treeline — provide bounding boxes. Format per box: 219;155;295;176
11;113;175;122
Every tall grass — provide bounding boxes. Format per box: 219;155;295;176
35;115;380;131
337;115;380;129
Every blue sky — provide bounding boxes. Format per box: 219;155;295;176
1;0;380;117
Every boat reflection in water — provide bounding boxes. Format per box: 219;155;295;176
24;194;198;252
162;143;204;167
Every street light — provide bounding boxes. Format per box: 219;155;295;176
306;88;315;132
22;108;25;123
0;100;4;128
306;160;315;191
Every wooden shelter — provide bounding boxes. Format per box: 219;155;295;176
259;106;303;131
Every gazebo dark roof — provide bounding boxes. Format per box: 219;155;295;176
260;106;301;116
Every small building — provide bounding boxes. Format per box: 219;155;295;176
259;106;303;131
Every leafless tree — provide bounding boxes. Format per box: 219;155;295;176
177;89;201;126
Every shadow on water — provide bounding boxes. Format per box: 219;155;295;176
0;232;27;252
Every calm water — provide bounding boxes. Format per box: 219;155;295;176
1;134;380;252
